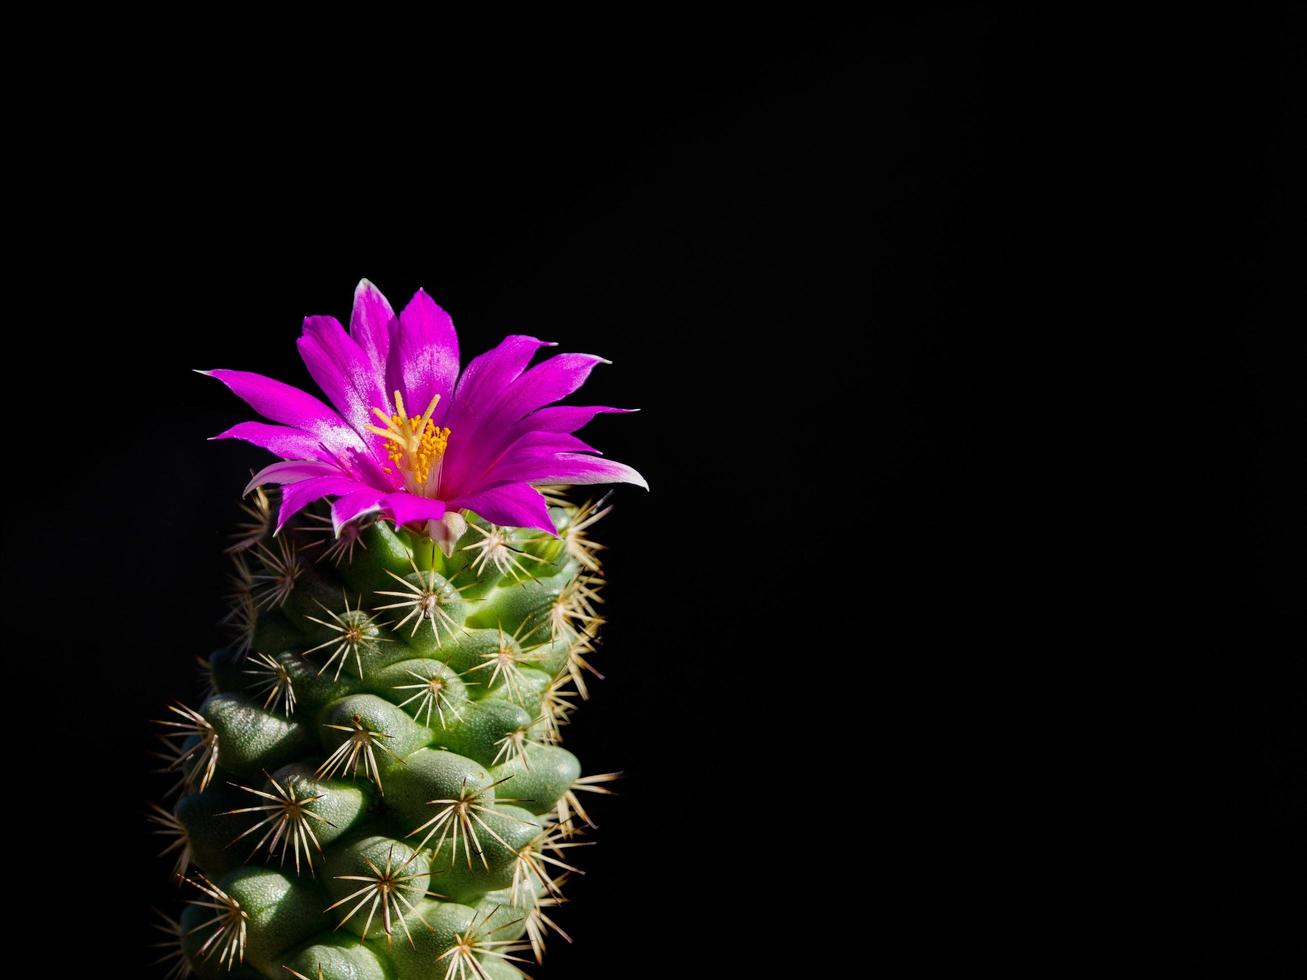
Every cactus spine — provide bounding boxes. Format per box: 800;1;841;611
151;487;617;979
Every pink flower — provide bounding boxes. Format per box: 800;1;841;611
204;280;646;549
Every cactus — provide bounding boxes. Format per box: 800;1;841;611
150;281;644;978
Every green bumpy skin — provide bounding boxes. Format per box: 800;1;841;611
152;494;617;979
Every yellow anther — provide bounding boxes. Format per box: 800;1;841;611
365;391;449;492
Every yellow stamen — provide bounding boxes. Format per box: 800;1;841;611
366;390;450;491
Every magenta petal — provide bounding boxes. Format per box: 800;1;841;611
437;337;558;493
246;459;340;494
441;353;607;489
331;489;384;534
276;475;375;529
498;353;609;422
350;279;395;378
502;431;601;456
449;483;557;534
491;452;649;490
445;432;601;497
523;405;636;434
450;335;554;411
211;421;332;462
380;492;447;527
203;369;368;460
385;288;459;422
208;286;643;530
297;314;389;443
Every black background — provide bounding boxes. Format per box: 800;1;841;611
5;6;1305;977
1185;10;1306;977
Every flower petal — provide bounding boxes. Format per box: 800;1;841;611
331;489;384;535
202;369;369;460
497;353;610;423
276;475;376;529
210;421;333;462
245;459;341;494
521;405;636;434
490;451;649;490
448;483;557;534
385;288;459;422
297;314;389;445
379;492;447;527
449;335;555;414
500;431;600;457
350;279;395;378
439;347;613;496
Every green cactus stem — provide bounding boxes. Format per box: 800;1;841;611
150;488;620;979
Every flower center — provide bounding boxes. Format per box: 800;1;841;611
367;390;450;494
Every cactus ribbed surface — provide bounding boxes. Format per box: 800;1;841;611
151;487;618;979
